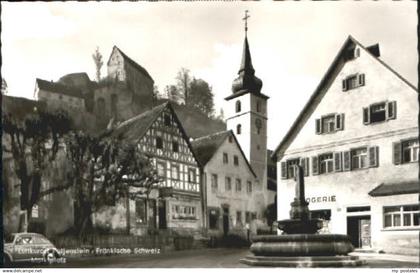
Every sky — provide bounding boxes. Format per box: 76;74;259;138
1;1;418;150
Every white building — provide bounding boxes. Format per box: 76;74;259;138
272;36;418;255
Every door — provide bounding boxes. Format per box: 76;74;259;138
223;207;229;236
158;200;167;229
347;215;371;248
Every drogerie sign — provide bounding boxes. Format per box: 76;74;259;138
306;195;336;203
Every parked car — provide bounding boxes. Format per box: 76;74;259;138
4;232;61;266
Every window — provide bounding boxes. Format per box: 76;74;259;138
228;136;233;143
172;205;197;220
363;101;396;124
245;212;251;223
342;73;365;91
157;161;166;177
188;168;196;183
351;148;368;170
209;208;219;229
211;174;218;193
282;158;309;179
172;141;179;153
156;137;163;149
135;199;147;224
164;114;171;126
402;139;419;163
59;94;63;100
315;113;344;134
247;181;252;194
236;211;242;225
171;165;179;180
225;177;232;191
236;100;241;113
319;153;334;174
234;155;239;166
235;178;242;192
384;205;419;228
256;101;261;112
223;153;228;164
236;124;241;135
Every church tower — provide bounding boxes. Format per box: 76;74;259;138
225;11;269;187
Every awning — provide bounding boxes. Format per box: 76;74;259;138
368;180;419;197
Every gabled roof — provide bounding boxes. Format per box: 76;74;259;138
368;180;419;197
191;130;257;178
36;78;84;99
272;35;418;159
111;102;201;167
108;46;154;82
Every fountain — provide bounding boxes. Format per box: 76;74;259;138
240;165;364;267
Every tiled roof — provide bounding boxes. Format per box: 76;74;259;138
368;180;419;197
36;78;84;99
112;46;154;82
2;95;46;119
58;72;92;88
111;102;168;142
191;131;231;166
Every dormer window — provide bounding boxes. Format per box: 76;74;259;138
236;100;241;113
342;73;365;91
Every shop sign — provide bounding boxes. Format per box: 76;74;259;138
306;195;336;203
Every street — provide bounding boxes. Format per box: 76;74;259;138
9;248;419;268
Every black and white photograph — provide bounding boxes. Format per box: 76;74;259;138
1;1;418;270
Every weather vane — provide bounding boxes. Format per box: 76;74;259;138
243;10;250;34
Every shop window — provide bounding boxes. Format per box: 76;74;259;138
384;204;419;228
172;205;197;220
310;209;331;234
225;177;232;191
209;208;219;229
211;174;218;193
223;153;228;164
363;101;396;124
233;155;239;166
319;153;334;174
135;199;147;224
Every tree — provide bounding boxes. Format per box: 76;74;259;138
176;68;192;105
1;78;8;94
264;195;277;233
92;47;104;82
2;109;72;231
65;131;161;236
165;85;182;104
188;78;215;117
217;108;225;121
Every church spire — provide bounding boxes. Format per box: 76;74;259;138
231;10;262;94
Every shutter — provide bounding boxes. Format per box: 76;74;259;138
334;152;342;172
335;113;344;131
358;73;365;86
343;151;351;171
369;146;379;168
387;101;397;120
281;162;288;179
342;79;347;91
393;142;402;165
312;156;319;176
315;119;321;134
300;158;309;177
363;107;370;125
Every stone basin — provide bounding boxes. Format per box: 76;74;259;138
250;234;355;256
